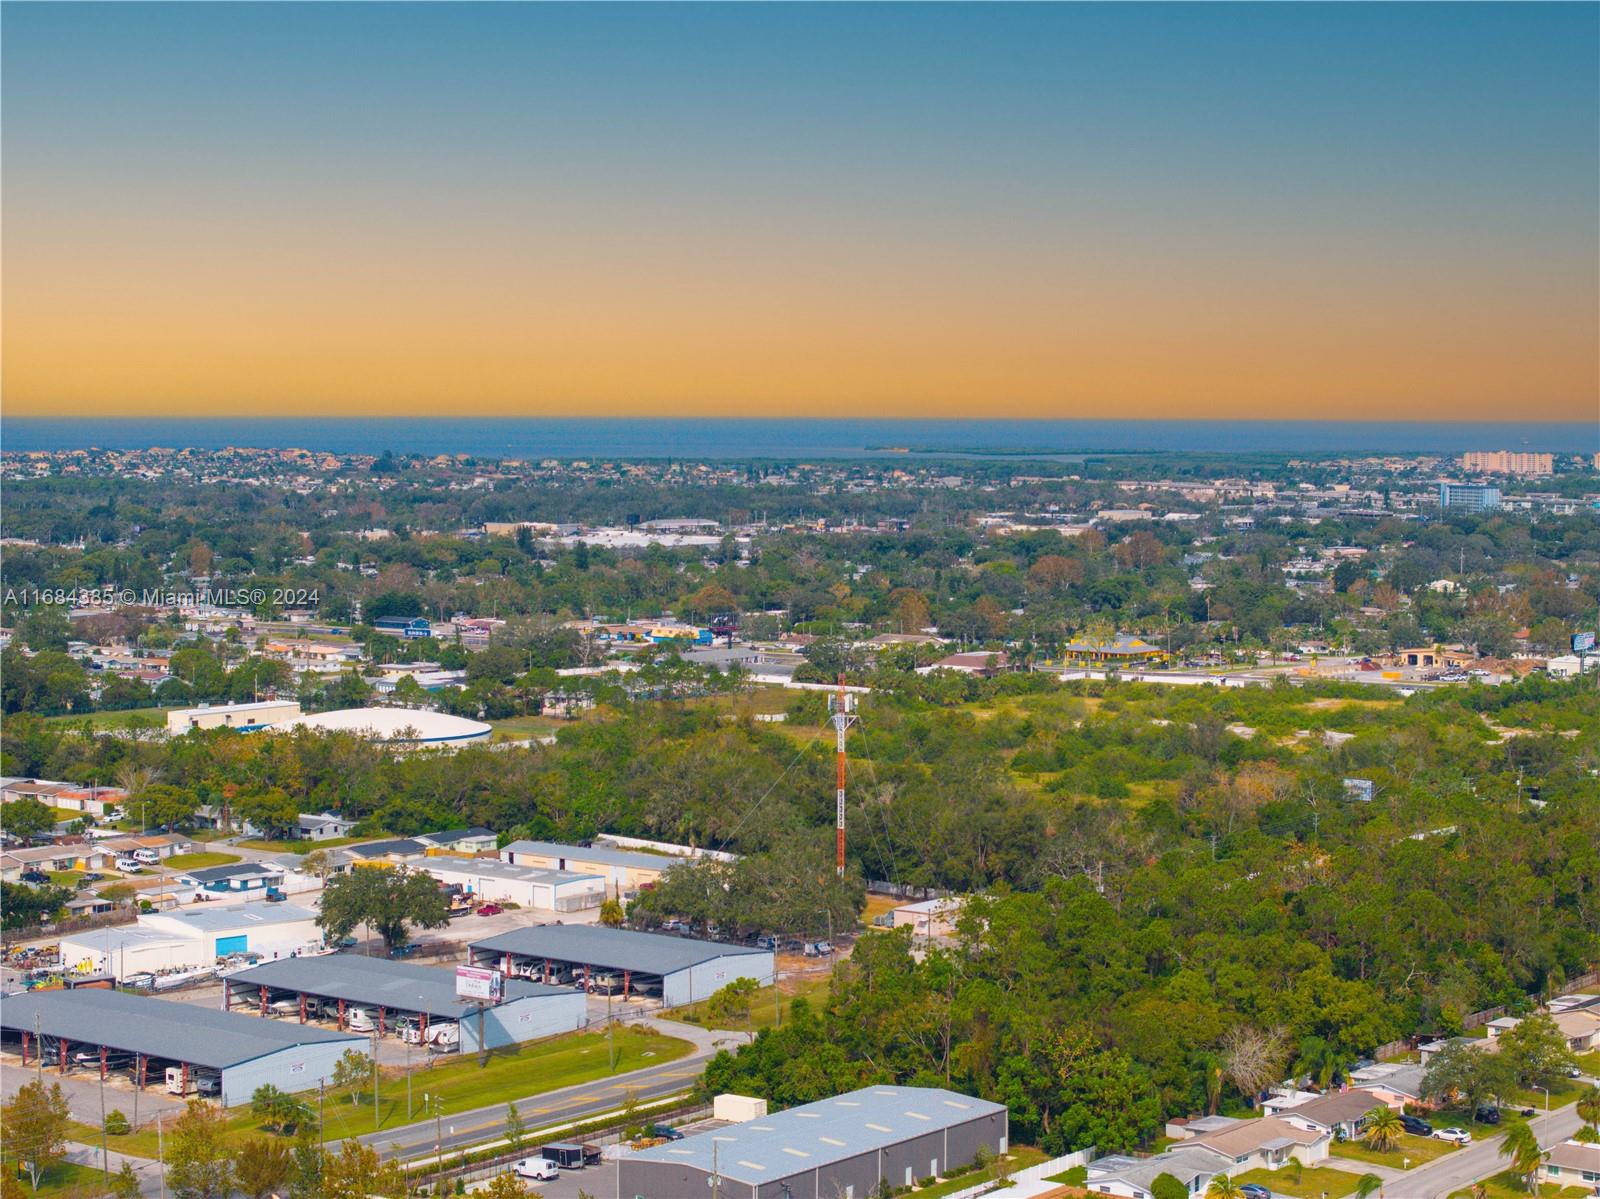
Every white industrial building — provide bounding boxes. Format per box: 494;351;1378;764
415;857;606;912
60;902;325;980
269;707;492;746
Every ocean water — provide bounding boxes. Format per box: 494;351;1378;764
1;418;1593;459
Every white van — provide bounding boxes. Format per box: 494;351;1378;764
114;857;144;873
132;848;161;866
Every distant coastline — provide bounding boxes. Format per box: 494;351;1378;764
2;417;1593;460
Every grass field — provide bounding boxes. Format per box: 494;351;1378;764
1575;1050;1600;1076
487;713;567;741
1236;1165;1360;1199
1447;1170;1592;1199
44;706;177;730
673;971;833;1033
75;1024;693;1156
162;851;242;871
1331;1131;1454;1169
0;1160;113;1198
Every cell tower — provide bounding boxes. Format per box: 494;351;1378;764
828;675;857;878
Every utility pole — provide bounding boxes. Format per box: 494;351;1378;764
157;1113;166;1199
372;1031;380;1130
35;1012;43;1083
99;1056;110;1178
828;675;856;878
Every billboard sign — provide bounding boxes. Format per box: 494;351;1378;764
1573;631;1596;655
455;965;503;1004
1342;778;1375;803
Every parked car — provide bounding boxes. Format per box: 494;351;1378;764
263;887;287;903
1240;1185;1272;1199
1399;1115;1433;1136
19;870;50;884
79;872;105;883
647;1124;684;1141
132;849;160;865
476;903;504;917
802;940;834;957
113;857;144;873
1435;1127;1472;1145
1474;1105;1501;1125
512;1158;560;1182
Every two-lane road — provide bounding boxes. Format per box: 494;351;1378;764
1401;1105;1584;1199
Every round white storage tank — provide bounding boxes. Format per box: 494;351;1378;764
270;707;492;746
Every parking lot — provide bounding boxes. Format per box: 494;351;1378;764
468;1159;618;1198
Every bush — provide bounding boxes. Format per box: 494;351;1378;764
104;1109;131;1135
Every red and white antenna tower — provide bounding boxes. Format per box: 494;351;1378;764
829;674;857;878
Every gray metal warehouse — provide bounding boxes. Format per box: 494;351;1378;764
0;988;365;1107
222;954;587;1053
618;1085;1009;1199
470;925;774;1008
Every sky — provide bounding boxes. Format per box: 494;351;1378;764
3;3;1596;422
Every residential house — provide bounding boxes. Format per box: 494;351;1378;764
1538;1140;1600;1196
1084;1148;1223;1198
298;812;359;842
1554;1010;1600;1054
101;834;192;861
179;862;285;894
345;838;427;866
1274;1088;1394;1141
1184;1115;1331;1173
416;827;498;855
0;843;116;881
1348;1062;1428;1109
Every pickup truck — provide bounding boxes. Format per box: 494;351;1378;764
263;887;287;903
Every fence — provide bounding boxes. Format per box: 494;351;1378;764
935;1148;1098;1199
2;907;136;946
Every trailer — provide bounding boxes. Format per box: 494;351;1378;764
540;1142;601;1170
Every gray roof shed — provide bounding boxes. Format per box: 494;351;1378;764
472;924;766;976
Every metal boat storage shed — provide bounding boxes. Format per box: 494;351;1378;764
469;924;774;1008
222;955;586;1053
0;988;365;1107
618;1085;1009;1199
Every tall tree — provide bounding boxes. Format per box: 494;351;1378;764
1;1080;70;1191
317;865;450;953
166;1100;234;1199
233;1138;293;1199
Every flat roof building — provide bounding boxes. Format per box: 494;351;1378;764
415;857;606;912
222;955;585;1053
619;1085;1008;1199
269;707;492;746
167;700;303;735
0;988;365;1106
471;924;773;1008
500;839;687;897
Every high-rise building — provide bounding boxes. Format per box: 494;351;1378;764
1458;450;1554;476
1439;482;1502;512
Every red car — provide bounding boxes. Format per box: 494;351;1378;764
475;903;503;916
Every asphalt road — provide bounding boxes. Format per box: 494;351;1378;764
1401;1105;1584;1199
350;1026;725;1161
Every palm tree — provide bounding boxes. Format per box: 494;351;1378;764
1577;1083;1600;1134
1498;1119;1542;1192
1205;1177;1244;1199
1354;1174;1384;1199
1363;1106;1404;1154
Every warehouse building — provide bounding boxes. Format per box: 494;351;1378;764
269;707;492;747
60;902;323;980
415;857;606;912
619;1085;1009;1199
0;988;365;1106
470;925;773;1007
167;700;303;735
499;840;688;897
222;955;586;1053
139;902;324;959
